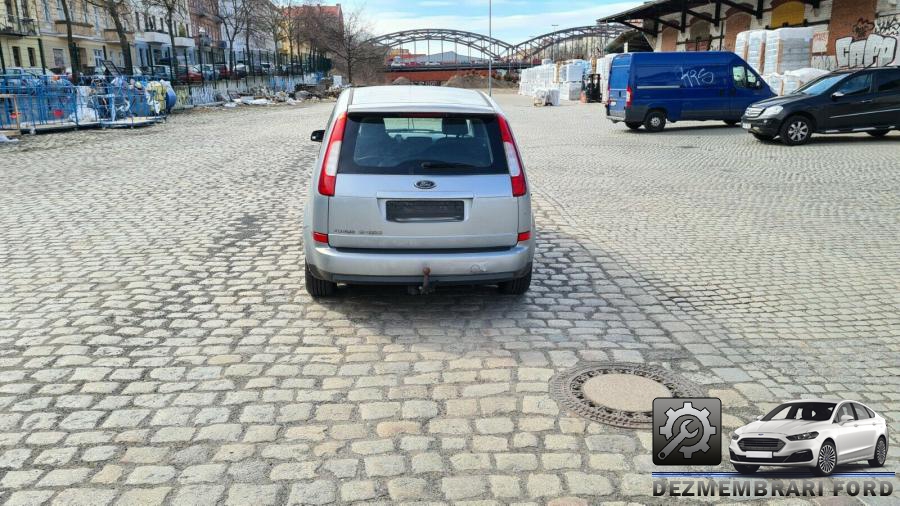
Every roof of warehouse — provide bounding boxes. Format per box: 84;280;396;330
596;0;722;23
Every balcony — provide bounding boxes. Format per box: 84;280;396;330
103;28;134;43
54;20;94;37
198;34;211;46
1;16;38;36
139;29;171;44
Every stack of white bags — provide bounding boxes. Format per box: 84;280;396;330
763;27;815;75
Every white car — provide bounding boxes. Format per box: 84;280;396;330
303;86;534;296
730;399;889;476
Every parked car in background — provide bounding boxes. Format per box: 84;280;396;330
303;86;535;297
606;51;774;131
742;66;900;145
730;399;888;476
232;64;248;78
214;64;232;79
198;64;217;81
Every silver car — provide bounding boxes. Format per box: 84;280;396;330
303;86;535;296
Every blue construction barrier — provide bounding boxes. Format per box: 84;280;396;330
0;74;170;132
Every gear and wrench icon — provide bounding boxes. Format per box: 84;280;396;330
658;401;717;459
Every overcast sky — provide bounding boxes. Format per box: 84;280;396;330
336;0;641;44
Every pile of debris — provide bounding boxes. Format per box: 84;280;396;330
443;74;516;89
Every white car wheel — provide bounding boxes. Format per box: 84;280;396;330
813;441;837;476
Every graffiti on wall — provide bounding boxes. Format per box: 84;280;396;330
834;15;900;68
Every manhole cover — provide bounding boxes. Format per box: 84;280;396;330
549;362;703;429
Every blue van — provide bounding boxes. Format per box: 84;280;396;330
606;52;774;131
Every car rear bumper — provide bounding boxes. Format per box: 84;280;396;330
306;242;534;285
741;115;781;136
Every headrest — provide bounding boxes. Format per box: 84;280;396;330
359;118;386;136
442;118;469;136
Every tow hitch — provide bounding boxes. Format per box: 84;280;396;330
407;267;434;295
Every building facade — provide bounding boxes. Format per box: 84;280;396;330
600;0;900;70
1;0;43;70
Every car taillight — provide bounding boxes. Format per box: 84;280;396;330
312;232;329;244
517;231;531;242
625;86;633;108
497;115;527;197
318;113;346;196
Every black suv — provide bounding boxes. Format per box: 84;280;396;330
741;67;900;145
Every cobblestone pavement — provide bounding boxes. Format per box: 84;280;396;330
1;94;898;505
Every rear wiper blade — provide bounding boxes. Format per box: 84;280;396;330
420;162;477;169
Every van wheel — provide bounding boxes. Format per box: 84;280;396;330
625;121;642;130
867;130;890;137
499;271;531;295
643;110;666;132
779;115;813;145
305;262;336;297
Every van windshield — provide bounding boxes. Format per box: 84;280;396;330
338;114;508;175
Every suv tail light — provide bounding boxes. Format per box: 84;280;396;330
625;86;633;108
497;115;527;197
318;113;346;196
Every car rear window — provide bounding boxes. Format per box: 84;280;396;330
338;114;508;175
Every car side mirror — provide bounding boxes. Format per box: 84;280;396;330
839;415;854;424
755;415;763;421
831;91;845;100
310;129;325;142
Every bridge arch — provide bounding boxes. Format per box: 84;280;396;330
367;29;514;60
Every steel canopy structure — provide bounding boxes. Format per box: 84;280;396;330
368;24;631;62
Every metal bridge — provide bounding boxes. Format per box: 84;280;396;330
369;23;631;69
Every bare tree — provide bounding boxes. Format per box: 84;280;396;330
143;0;187;80
214;0;249;70
56;0;81;81
253;0;286;66
303;4;384;84
87;0;135;74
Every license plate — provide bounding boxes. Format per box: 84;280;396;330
386;200;464;222
746;451;773;459
742;121;751;129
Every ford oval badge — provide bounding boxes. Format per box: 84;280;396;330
415;180;436;190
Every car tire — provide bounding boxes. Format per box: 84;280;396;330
643;110;667;132
499;271;532;295
779;115;813;145
867;129;890;137
812;441;837;476
625;121;642;130
733;464;759;475
751;132;775;142
868;437;887;467
305;262;336;297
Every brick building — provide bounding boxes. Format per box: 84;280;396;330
599;0;900;69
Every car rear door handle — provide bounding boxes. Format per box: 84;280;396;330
859;100;873;104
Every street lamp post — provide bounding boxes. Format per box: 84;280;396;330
488;0;492;96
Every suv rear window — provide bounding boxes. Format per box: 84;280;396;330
338;114;508;175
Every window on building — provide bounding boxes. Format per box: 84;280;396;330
53;47;65;67
93;48;103;67
56;0;62;20
28;47;37;67
21;0;31;17
42;0;51;22
93;5;101;33
12;46;22;66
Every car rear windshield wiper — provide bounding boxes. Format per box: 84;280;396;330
420;162;479;169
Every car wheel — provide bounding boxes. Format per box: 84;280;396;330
643;110;667;132
305;262;336;297
733;464;759;475
625;121;642;130
867;129;890;137
812;441;837;476
724;120;739;126
499;271;532;295
779;115;813;145
868;437;887;467
751;132;775;142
